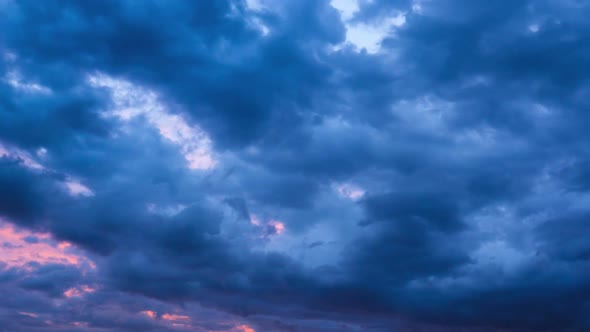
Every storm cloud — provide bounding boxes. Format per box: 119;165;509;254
1;0;590;331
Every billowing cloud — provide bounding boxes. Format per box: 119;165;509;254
1;0;590;331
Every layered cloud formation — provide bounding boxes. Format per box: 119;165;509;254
1;0;590;331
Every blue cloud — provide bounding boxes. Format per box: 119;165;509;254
1;0;590;331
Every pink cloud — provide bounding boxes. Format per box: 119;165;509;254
0;220;95;270
250;215;287;237
234;324;256;332
268;220;285;235
18;312;39;318
64;285;96;298
140;310;157;319
161;312;192;329
161;313;190;321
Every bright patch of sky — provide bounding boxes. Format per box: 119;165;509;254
331;0;406;53
88;74;216;170
334;182;365;200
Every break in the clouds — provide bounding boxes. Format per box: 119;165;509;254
1;0;590;331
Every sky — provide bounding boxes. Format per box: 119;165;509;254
0;0;590;331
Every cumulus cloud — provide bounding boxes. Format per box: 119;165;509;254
1;0;590;331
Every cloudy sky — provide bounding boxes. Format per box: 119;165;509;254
1;0;589;331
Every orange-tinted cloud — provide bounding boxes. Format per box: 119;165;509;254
234;324;255;332
268;220;285;235
140;310;157;319
161;312;192;329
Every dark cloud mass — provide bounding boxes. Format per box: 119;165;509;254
1;0;590;331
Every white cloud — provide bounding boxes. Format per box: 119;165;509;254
331;0;359;20
331;0;406;54
1;142;94;198
88;74;216;170
245;0;265;11
334;183;365;200
345;15;406;54
0;142;45;170
64;179;94;197
4;70;52;94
